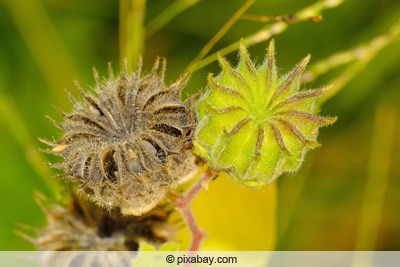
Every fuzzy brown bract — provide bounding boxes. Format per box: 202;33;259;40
42;58;196;215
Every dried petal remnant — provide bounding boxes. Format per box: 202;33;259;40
43;58;195;215
195;40;336;186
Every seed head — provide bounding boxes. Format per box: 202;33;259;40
17;192;172;266
42;58;196;215
195;40;337;186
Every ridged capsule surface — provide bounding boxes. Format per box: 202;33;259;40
195;41;336;186
42;58;196;215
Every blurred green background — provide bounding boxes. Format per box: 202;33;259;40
0;0;399;250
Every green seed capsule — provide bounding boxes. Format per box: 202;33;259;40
195;40;336;187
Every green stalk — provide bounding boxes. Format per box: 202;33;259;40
187;0;344;73
185;0;256;73
0;92;61;197
119;0;147;71
301;19;400;105
146;0;201;38
355;104;397;251
1;0;79;105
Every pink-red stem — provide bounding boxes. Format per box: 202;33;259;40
174;168;215;263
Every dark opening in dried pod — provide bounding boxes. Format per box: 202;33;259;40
41;58;196;215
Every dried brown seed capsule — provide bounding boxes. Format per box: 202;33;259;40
17;192;173;266
42;58;196;215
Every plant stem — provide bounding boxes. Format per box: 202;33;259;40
300;19;400;105
240;14;322;23
119;0;146;71
2;0;79;105
187;0;344;73
352;103;396;267
355;103;397;250
185;0;256;73
146;0;201;39
174;166;215;252
0;92;61;198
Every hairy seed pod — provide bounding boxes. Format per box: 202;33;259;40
42;58;196;215
195;40;337;186
17;192;173;266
